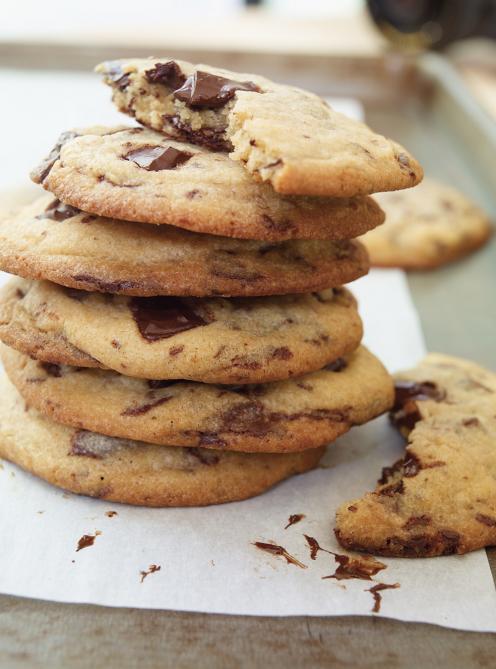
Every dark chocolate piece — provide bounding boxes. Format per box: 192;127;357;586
174;71;260;109
390;380;445;431
124;145;192;171
37;199;80;222
130;296;207;342
324;358;347;372
145;61;186;89
32;131;78;183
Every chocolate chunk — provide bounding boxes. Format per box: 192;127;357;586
76;534;98;552
463;417;481;427
145;61;186;89
165;115;230;151
40;362;62;377
37;199;80;222
271;347;293;361
64;287;89;301
70;431;121;459
403;515;431;530
403;452;421;477
124;145;192;171
198;433;228;448
187;447;220;465
130;296;207;342
173;71;260;109
103;62;131;91
475;513;496;527
121;395;172;417
324;358;347;372
390;380;445;431
71;275;139;294
221;402;272;436
32;131;78;183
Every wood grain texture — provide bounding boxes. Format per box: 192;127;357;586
0;593;496;669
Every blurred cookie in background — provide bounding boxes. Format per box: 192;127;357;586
361;178;492;270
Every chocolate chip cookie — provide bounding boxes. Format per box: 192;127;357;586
0;194;369;297
0;278;363;383
96;59;423;197
362;178;492;269
0;373;324;506
2;344;394;454
335;353;496;557
31;125;384;239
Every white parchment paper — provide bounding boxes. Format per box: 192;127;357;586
0;269;495;631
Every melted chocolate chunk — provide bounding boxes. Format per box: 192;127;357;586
147;379;178;389
390;380;445;431
324;358;347;372
198;433;228;448
71;275;139;294
121;395;172;417
221;402;272;436
37;199;80;222
130;296;207;342
40;362;62;377
173;71;260;109
70;431;119;459
165;115;230;151
124;145;192;171
145;61;186;89
475;513;496;527
254;542;307;569
187;447;220;465
32;131;78;183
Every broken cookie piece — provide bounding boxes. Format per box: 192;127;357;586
96;58;423;197
335;353;496;557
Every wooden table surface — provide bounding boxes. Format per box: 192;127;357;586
1;239;495;668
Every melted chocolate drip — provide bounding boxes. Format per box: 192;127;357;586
145;61;186;89
130;296;207;341
37;199;80;222
174;71;260;109
124;145;192;171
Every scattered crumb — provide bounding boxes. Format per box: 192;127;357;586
76;530;102;552
254;541;307;569
285;514;306;529
367;583;400;613
105;510;118;518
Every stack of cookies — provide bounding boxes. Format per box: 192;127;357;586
0;58;423;507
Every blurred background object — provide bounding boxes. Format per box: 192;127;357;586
367;0;496;50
